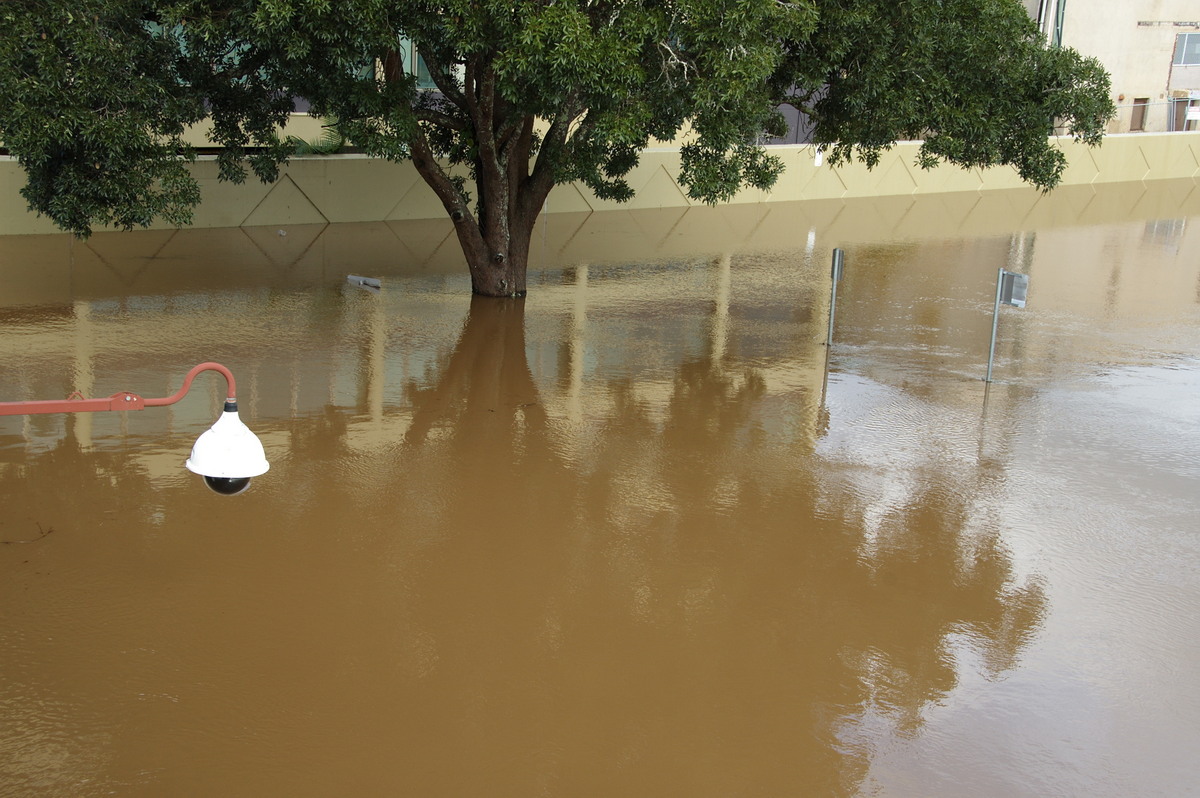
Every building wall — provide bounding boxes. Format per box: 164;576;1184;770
1036;0;1200;133
3;132;1198;237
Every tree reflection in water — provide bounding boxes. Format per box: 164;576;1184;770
0;289;1045;796
327;296;1048;795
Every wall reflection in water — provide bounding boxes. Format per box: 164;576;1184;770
1;181;1198;796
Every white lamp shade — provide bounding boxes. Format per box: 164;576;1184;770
185;409;270;479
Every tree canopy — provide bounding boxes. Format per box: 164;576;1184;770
0;0;1113;295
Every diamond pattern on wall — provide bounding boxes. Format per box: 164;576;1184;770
241;223;327;269
799;159;848;199
242;174;329;227
631;163;693;210
1132;145;1154;182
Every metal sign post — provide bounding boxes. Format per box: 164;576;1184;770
826;248;844;346
985;268;1029;382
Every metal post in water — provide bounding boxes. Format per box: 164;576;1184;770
826;248;844;346
985;268;1005;383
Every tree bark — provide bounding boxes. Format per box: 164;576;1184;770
423;119;550;298
398;51;564;298
458;201;537;297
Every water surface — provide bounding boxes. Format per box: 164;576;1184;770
2;181;1199;796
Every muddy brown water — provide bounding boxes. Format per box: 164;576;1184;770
2;182;1200;796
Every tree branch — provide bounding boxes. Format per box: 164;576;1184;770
525;102;583;218
414;107;467;132
420;47;467;111
507;115;535;227
410;124;473;226
471;59;510;247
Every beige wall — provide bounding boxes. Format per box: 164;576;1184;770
2;133;1199;237
180;113;330;149
1050;0;1200;133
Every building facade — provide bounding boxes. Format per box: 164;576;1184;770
1025;0;1200;133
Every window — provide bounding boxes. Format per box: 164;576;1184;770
414;53;436;90
1175;32;1200;65
1052;0;1066;47
394;38;439;90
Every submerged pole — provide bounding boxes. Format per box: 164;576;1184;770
826;248;844;346
985;268;1005;382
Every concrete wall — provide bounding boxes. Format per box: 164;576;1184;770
2;132;1199;237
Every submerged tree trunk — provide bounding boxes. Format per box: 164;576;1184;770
411;129;551;297
450;197;539;298
409;148;553;297
398;54;569;298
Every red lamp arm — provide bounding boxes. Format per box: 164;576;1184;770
0;362;237;417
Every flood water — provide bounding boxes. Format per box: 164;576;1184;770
2;180;1199;796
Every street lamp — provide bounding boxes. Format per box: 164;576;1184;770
0;362;269;495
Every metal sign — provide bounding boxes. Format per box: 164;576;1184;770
986;268;1030;382
1000;270;1029;307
